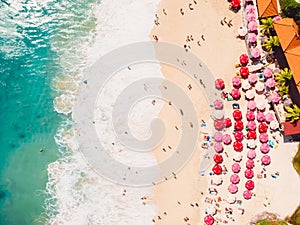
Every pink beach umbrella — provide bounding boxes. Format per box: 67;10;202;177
214;142;223;153
240;54;249;64
248;32;257;43
214;131;223;142
243;190;252;200
263;67;273;79
246;5;255;13
234;131;244;141
248;21;258;31
230;174;240;184
247;121;257;130
251;48;260;58
273;15;282;22
214;99;223;109
247;150;256;159
228;184;238;194
215;78;225;90
269;92;281;104
223;134;232;145
246;159;255;169
231;88;241;100
247;101;256;111
232;76;242;87
214;119;224;130
265;112;275;123
232;163;241;173
245;180;255;190
266;78;276;89
223;117;232;128
244;169;254;179
246;111;255;121
260;143;270;154
261;155;271;165
204;215;215;225
247;13;256;22
259;133;269;143
247;130;257;139
257;112;265;122
233;110;242;120
258;122;268;133
234;120;244;131
233;141;243;152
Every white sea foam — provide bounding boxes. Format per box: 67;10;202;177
47;0;162;224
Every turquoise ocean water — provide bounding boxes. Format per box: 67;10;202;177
0;0;97;224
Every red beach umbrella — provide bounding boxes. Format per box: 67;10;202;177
246;159;254;169
247;130;257;139
246;111;255;121
240;54;249;65
204;215;215;225
214;119;224;130
260;143;270;154
234;120;244;130
223;134;232;145
257;112;266;122
259;133;269;143
234;131;244;141
261;155;271;165
232;163;241;173
228;184;238;194
233;110;242;120
258;123;268;133
233;141;243;152
243;190;252;200
215;78;225;90
240;67;249;78
214;154;223;164
230;174;240;184
231;0;240;8
245;180;255;190
244;169;254;179
231;88;241;100
247;121;256;130
223;117;232;128
212;164;223;175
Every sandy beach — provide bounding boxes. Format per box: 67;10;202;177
151;0;300;224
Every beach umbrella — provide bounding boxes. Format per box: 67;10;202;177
215;78;225;90
231;88;241;100
223;117;232;128
265;112;275;123
248;21;258;31
214;154;223;163
212;164;223;175
247;139;257;149
266;78;276;89
233;110;242;120
226;195;236;204
273;15;282;22
246;159;255;169
211;176;223;185
238;27;248;37
263;67;273;79
230;174;240;184
247;150;256;159
247;121;256;130
231;0;240;8
260;143;270;154
242;80;251;91
239;54;249;64
206;206;217;215
228;184;238;194
261;155;271;165
204;215;215;225
246;13;256;22
214;142;223;153
247;130;257;139
245;89;255;99
257;112;266;122
233;141;243;152
247;100;256;111
256;96;267;110
214;131;223;142
259;133;269;143
269;92;281;104
214;110;224;120
245;180;255;190
214;119;224;130
246;5;255;13
214;99;223;110
223;134;232;145
233;153;243;162
232;76;242;87
258;123;268;133
240;67;249;78
243;190;252;200
244;169;254;179
234;120;244;131
234;131;244;141
270;120;279;130
251;48;260;58
255;82;265;92
248;74;258;85
248;32;257;42
232;163;241;173
246;111;255;121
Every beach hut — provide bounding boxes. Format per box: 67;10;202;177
256;0;278;18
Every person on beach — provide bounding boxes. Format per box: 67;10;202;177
180;8;184;15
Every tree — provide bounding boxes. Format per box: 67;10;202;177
285;104;300;123
277;83;289;96
260;17;274;35
275;68;293;84
280;0;300;22
262;36;280;54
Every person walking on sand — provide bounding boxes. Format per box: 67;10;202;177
180;8;184;15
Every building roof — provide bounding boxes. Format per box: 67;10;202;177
256;0;278;18
284;121;300;136
274;18;300;92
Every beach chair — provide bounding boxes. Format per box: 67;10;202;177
232;103;240;109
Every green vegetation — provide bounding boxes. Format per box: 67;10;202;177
255;219;289;225
260;17;275;35
263;36;280;54
292;143;300;175
279;0;300;22
285;104;300;123
275;68;293;96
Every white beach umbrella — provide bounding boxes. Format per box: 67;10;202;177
245;89;255;99
270;120;279;130
211;176;223;186
226;195;236;204
206;206;217;215
256;95;267;110
238;26;248;36
233;153;243;162
246;139;257;148
213;110;224;120
242;79;251;91
255;82;265;92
